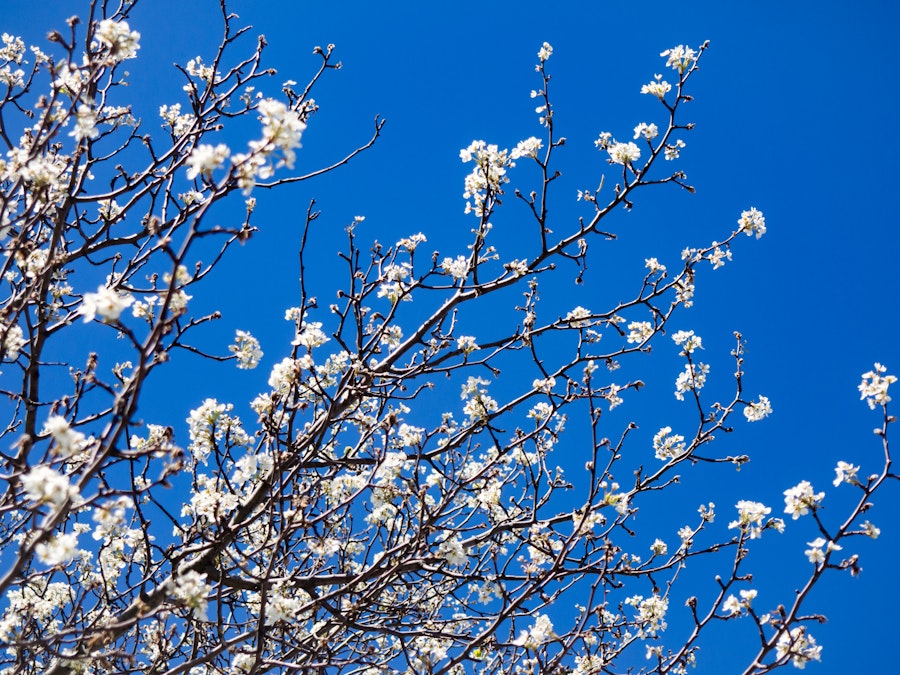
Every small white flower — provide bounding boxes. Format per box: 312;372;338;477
397;233;426;251
35;533;80;566
626;321;653;344
645;258;666;274
186;143;230;180
172;570;211;621
674;363;709;401
565;306;592;328
69;104;99;142
862;520;880;539
671;330;703;354
633;123;659;140
653;426;686;461
80;285;134;323
660;45;697;73
728;500;772;539
859;362;896;409
21;466;78;506
2;323;26;361
510;137;543;159
513;613;555;649
437;536;468;567
664;139;685;160
783;481;824;520
743;395;772;422
441;255;469;282
230;330;263;370
42;416;89;458
738;207;766;239
95;19;140;62
832;460;860;487
607;141;641;166
775;627;822;669
537;42;553;62
641;74;671;98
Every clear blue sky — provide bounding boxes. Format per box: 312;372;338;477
6;0;899;671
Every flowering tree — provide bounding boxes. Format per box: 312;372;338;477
0;3;896;674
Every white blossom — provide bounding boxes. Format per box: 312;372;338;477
775;627;821;668
707;244;732;269
664;139;685;160
397;233;427;251
633;123;659;140
437;535;468;567
172;571;211;621
674;363;709;400
0;33;25;63
511;137;543;160
607;141;641;165
653;426;686;460
397;423;424;447
537;42;553;62
80;285;134;323
95;19;140;61
833;461;860;487
256;98;306;168
783;481;824;520
35;533;80;566
441;255;469;282
728;500;772;539
292;321;329;349
21;465;77;506
69;105;99;142
660;45;697;73
743;395;772;422
671;330;702;354
230;330;263;369
862;521;881;539
460;141;514;216
641;74;671;98
859;362;896;409
805;537;841;565
2;323;26;360
513;613;555;649
645;257;666;274
738;207;767;239
723;589;757;615
625;594;668;636
626;321;653;344
186;143;230;180
565;306;592;328
456;335;478;355
160;103;193;136
42;415;89;458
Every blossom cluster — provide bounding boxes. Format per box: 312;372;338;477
460;139;538;217
80;284;134;322
94;19;141;63
674;362;709;401
738;207;767;239
783;481;824;520
728;500;781;539
185;98;305;194
776;627;822;669
461;376;498;422
653;426;686;460
743;395;773;422
859;362;896;409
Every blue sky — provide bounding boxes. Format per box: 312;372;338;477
6;0;900;671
